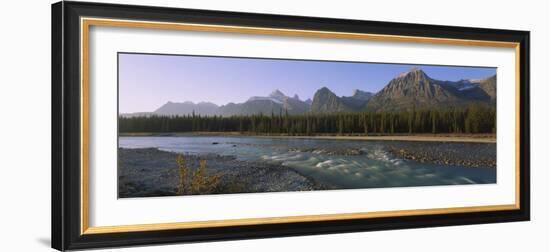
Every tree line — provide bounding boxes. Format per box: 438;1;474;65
119;103;495;135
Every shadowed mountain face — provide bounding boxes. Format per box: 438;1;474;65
311;87;352;113
366;68;496;112
311;87;373;113
476;75;497;101
121;68;496;117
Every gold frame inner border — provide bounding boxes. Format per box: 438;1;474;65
79;17;521;235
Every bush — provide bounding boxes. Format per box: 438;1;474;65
176;155;220;195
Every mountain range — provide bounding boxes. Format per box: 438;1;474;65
366;68;495;111
121;68;496;117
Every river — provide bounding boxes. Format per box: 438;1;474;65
119;136;496;189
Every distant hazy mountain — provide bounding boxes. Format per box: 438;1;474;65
366;68;496;111
281;93;310;114
341;89;374;109
151;90;311;117
154;101;219;116
219;99;283;116
269;89;287;102
235;89;310;115
123;68;496;117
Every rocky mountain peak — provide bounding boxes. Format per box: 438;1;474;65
365;68;495;112
396;67;429;80
269;89;287;101
317;87;332;93
385;68;433;92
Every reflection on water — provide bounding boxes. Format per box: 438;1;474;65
119;136;496;189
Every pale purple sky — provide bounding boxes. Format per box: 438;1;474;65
119;53;496;113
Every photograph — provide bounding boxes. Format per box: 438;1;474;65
46;1;533;250
117;53;498;198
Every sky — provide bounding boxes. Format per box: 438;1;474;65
119;53;496;113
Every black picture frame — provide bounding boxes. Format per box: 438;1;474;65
52;1;530;251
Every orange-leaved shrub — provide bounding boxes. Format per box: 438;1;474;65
176;155;220;195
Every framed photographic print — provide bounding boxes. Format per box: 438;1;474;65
52;1;530;250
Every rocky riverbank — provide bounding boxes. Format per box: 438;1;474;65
386;142;496;168
118;148;329;198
